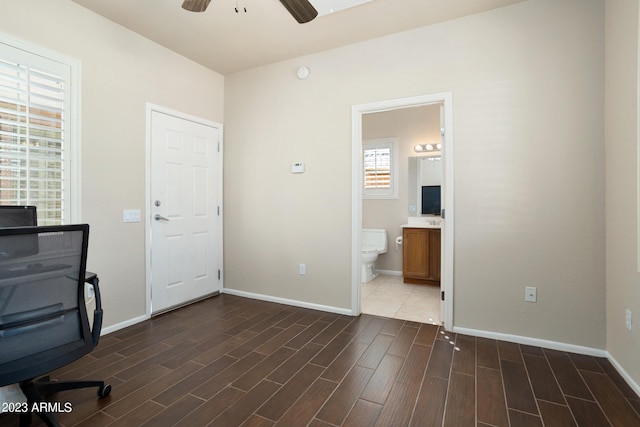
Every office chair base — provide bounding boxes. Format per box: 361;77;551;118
98;383;112;398
18;377;111;427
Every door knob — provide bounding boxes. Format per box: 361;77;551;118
154;214;170;222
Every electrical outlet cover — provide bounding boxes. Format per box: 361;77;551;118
525;286;537;303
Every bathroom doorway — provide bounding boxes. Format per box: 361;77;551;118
351;93;454;331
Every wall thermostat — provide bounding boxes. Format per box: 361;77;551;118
292;162;305;173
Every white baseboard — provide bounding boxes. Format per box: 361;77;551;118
100;314;147;336
454;326;607;357
455;326;640;396
98;287;355;336
376;269;402;276
605;351;640;397
95;298;640;398
222;288;354;316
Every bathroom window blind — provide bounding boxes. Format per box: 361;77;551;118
363;138;398;199
363;147;391;189
0;47;71;225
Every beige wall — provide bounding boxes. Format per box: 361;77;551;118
225;0;606;349
0;0;225;328
362;105;441;272
3;0;630;388
605;0;640;389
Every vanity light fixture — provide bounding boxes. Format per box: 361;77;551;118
413;143;440;153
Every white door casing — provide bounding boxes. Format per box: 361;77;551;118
146;105;222;315
352;92;454;331
439;102;446;320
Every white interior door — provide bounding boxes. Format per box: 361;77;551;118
150;110;221;314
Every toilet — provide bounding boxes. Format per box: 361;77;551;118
361;228;388;283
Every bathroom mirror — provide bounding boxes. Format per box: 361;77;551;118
408;156;442;216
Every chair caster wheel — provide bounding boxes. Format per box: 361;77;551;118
98;384;111;398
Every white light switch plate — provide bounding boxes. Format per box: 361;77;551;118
123;209;141;223
292;162;305;173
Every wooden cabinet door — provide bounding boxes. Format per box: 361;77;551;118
403;228;429;279
403;227;441;284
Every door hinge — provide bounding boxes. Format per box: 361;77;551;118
441;209;445;219
217;141;220;152
218;269;221;280
217;206;220;216
441;291;445;301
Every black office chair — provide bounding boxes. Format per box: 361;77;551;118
0;225;110;427
0;205;37;228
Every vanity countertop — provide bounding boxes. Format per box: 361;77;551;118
403;217;442;229
402;223;441;229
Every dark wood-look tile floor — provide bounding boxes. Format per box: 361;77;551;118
2;294;640;426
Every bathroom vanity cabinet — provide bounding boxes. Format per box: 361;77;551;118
402;227;441;285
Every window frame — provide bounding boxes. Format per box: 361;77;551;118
362;137;398;199
0;33;81;224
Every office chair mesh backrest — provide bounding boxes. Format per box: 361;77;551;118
0;205;38;227
0;225;92;387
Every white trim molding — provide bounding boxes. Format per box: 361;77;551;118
352;92;454;330
456;326;640;397
607;351;640;397
0;31;82;223
222;288;353;316
454;326;607;357
100;315;147;336
637;0;640;272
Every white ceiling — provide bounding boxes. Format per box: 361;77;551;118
70;0;524;75
310;0;374;16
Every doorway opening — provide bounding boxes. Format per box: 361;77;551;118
351;93;454;331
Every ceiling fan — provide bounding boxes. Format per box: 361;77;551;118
181;0;318;24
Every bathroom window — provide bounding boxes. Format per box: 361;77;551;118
363;137;398;199
0;37;80;224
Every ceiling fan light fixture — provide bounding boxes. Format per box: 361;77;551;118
182;0;212;12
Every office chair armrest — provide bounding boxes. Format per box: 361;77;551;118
84;273;103;347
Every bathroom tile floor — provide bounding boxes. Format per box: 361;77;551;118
361;274;441;325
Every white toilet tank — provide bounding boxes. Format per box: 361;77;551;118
362;228;388;254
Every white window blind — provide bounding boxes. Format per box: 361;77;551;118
364;147;390;189
0;45;71;225
363;138;398;199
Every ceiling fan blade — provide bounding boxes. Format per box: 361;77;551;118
279;0;318;24
182;0;211;12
